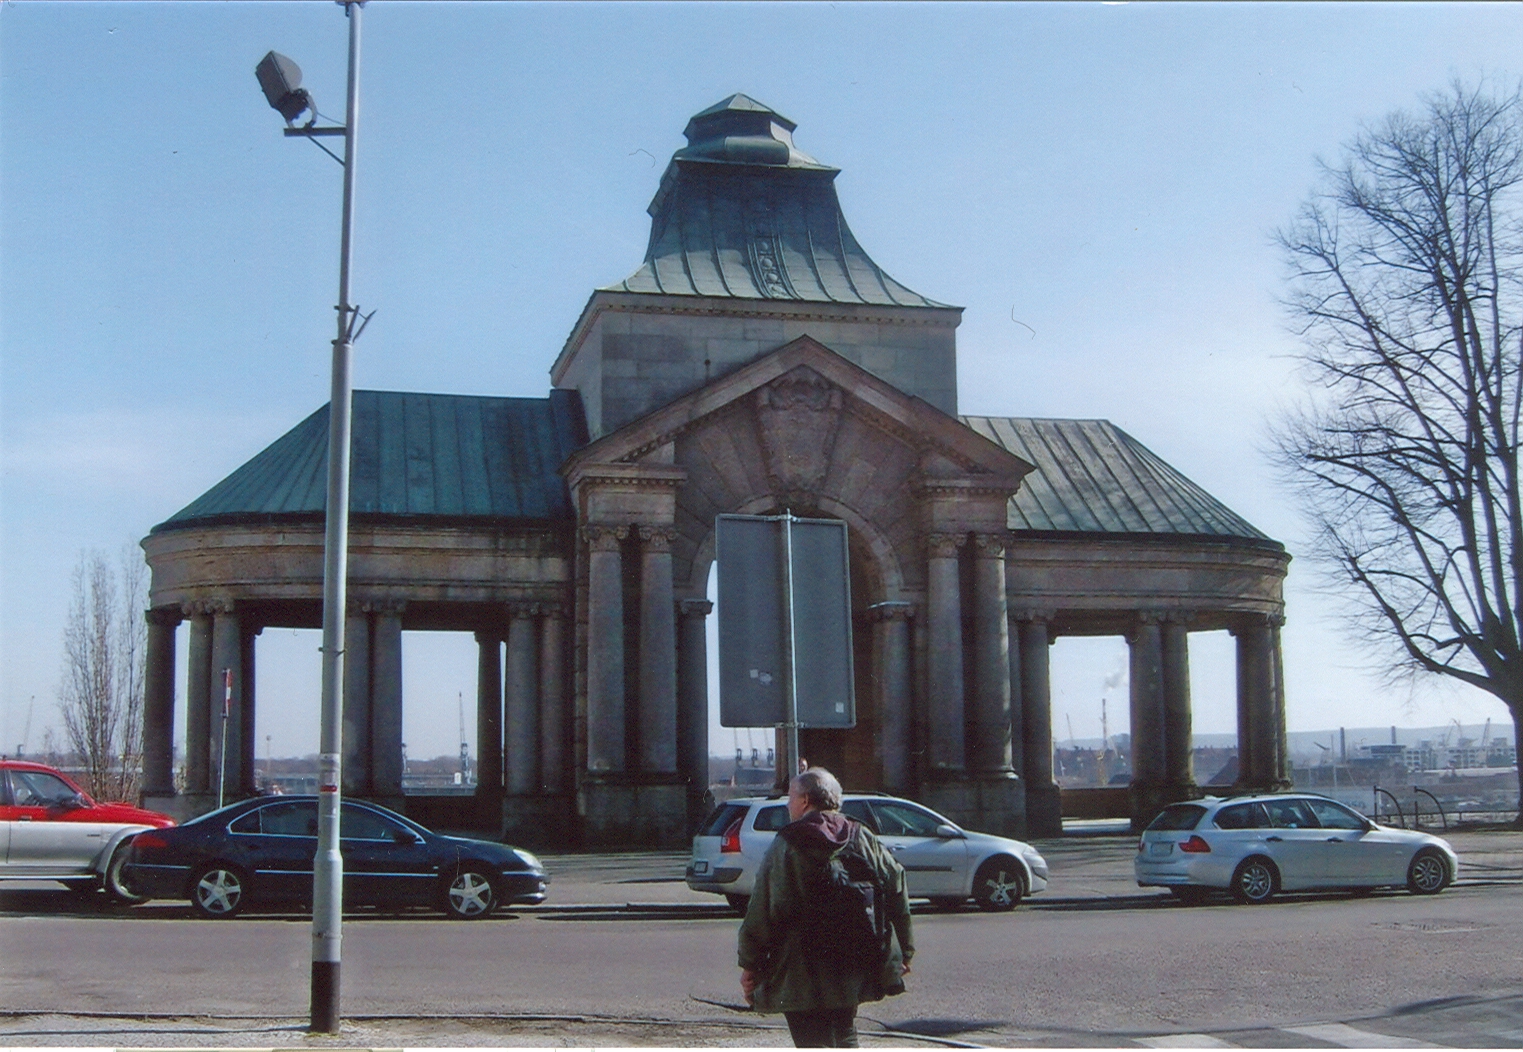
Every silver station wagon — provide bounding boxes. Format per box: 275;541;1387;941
687;792;1048;913
1135;792;1458;904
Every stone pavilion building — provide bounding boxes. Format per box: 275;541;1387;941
140;95;1290;846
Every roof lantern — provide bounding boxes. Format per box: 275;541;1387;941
609;95;949;307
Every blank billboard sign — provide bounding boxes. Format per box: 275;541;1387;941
716;514;854;729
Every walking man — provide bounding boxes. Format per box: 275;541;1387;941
738;767;913;1047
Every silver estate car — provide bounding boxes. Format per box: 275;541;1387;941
687;792;1048;913
1135;792;1459;904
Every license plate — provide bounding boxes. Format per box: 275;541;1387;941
692;860;709;874
1149;841;1173;856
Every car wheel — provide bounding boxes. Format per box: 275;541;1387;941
1168;886;1211;905
1229;857;1277;904
929;896;965;912
724;894;750;915
972;857;1025;912
190;864;247;918
106;842;148;905
443;866;499;919
1407;848;1450;895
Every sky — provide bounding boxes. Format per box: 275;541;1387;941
2;1;1520;764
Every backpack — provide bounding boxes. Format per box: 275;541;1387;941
798;823;892;974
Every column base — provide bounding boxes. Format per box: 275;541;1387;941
1129;781;1202;831
502;794;575;849
1023;782;1063;838
578;777;688;849
918;773;1030;839
146;792;220;824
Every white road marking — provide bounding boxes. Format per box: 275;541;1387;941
1285;1023;1444;1048
1135;1036;1236;1048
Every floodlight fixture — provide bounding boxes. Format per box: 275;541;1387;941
256;51;313;125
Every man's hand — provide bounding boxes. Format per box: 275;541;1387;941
739;967;758;1005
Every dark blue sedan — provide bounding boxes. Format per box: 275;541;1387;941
121;796;548;919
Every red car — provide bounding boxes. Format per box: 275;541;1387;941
0;759;175;902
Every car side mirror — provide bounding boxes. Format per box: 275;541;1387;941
934;823;961;839
392;830;421;844
60;793;88;810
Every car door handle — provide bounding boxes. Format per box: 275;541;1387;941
888;845;905;852
1325;837;1344;843
1265;836;1282;842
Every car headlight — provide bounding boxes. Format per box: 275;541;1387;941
511;848;542;870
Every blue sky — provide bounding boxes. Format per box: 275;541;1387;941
3;1;1519;762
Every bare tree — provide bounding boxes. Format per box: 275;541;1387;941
57;547;147;801
1276;81;1523;824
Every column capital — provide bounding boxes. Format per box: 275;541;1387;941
1230;611;1285;635
182;598;231;618
474;628;503;645
508;602;538;621
1010;608;1054;625
678;598;714;619
637;524;677;551
971;532;1009;558
362;599;407;616
926;532;966;559
1161;609;1197;625
581;524;629;551
147;606;183;628
867;601;915;623
535;602;569;621
1135;610;1167;627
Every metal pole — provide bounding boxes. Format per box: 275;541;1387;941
311;0;361;1034
778;512;800;791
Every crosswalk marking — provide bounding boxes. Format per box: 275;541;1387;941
1284;1023;1444;1048
1135;1035;1236;1048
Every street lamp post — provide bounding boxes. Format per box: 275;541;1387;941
256;1;367;1034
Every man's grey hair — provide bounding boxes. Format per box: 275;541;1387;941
791;767;843;812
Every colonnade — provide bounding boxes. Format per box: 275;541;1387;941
472;603;569;823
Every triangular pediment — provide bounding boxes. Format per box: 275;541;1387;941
561;336;1033;491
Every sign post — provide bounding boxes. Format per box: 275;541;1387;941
715;513;854;788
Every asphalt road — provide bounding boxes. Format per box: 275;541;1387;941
2;829;1521;1047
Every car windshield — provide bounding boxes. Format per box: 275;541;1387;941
1147;804;1207;831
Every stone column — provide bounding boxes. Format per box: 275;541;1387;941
870;602;914;795
240;626;258;797
637;526;678;774
475;629;503;798
342;608;372;795
971;535;1013;774
209;602;243;803
1161;615;1196;794
371;603;405;797
142;608;180;798
1234;614;1276;790
1006;611;1025;781
1271;615;1289;788
505;604;539;795
1017;612;1061;836
677;599;713;825
584;525;628;773
925;533;966;773
539;606;568;794
183;603;213;795
1128;612;1167;828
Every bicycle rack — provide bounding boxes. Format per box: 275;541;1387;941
1412;785;1447;830
1373;785;1405;828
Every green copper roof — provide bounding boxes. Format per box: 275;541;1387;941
607;95;951;308
154;390;587;531
962;416;1273;542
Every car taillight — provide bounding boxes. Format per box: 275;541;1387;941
720;818;743;854
134;832;170;851
1179;835;1211;853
